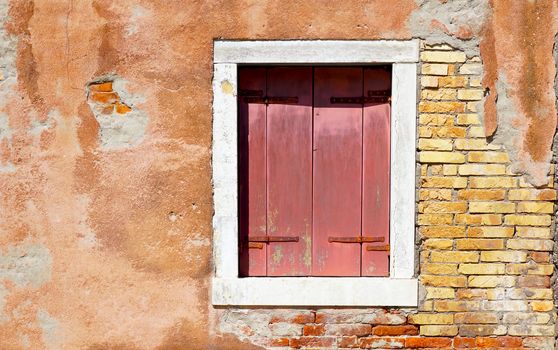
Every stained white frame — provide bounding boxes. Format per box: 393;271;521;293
212;40;418;306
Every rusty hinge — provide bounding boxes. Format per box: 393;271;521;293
366;244;390;251
248;235;299;249
330;89;391;104
239;89;298;105
328;236;385;243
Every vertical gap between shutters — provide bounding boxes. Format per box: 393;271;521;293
310;66;315;276
359;67;364;276
264;67;269;276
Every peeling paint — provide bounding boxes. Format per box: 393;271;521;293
0;242;52;289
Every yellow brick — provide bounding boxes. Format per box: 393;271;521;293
421;51;467;63
421;89;457;100
469;202;515;214
457;89;483;101
480;251;527;263
421;176;467;188
457;189;505;201
515;227;551;239
506;264;553;275
508;189;556;201
424;43;454;51
419;101;466;113
517;202;554;214
441;165;457;176
507;288;553;300
420;325;458;336
420;300;434;311
520;176;554;188
428;165;442;175
456;113;480;125
409;313;454;325
430;251;478;263
421;275;467;287
419;114;454;126
469;177;517;188
507;239;553;251
458;164;506;176
470;76;482;87
503;312;551;324
420;226;466;238
420;151;465;164
421;63;449;75
454;139;500;150
438;76;468;88
419;201;467;214
421;76;439;88
420;165;428;176
419;189;452;201
454;312;498;324
504;215;551;227
482;300;529;312
418;139;453;151
455;214;502;225
422;263;458;275
456;289;488;300
458;263;505;275
466;102;478;112
530;301;554;312
485;289;506;300
425;287;455;299
434;300;480;312
468;126;485;138
508;325;554;336
423;239;453;250
467;227;514;238
468;275;515;288
418;214;453;225
456;239;504;250
467;151;509;163
422;126;467;138
459;63;482;75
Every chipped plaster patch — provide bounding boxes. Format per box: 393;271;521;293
37;309;61;349
126;5;149;36
0;242;52;288
86;77;148;150
29;110;56;136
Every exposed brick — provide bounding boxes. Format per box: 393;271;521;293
420;325;458;336
421;88;457;100
459;324;506;337
425;287;455;300
422;63;449;75
468;275;515;288
508;189;556;201
408;313;454;325
457;89;483;100
438;76;468;87
89;81;113;92
418;213;453;225
372;325;418;336
423;239;453;250
422;263;458;275
455;214;502;225
530;300;554;312
302;324;325;336
522;337;555;349
434;300;480;312
421;51;467;62
289;336;336;348
358;337;405;349
476;336;522;347
454;139;500;150
503;312;551;324
454;312;499;324
271;312;315;324
456;238;504;250
458;263;505;275
324;324;371;336
458;164;506;176
419;101;466;113
507;239;553;251
468;201;515;214
270;323;303;336
529;251;550;263
405;337;452;348
507;288;553;300
517;201;554;213
418;139;453;151
516;227;552;239
430;251;478;263
517;276;550;288
456;289;487;300
469;176;517;188
504;215;552;227
420;151;465;164
482;300;528;312
508;325;555;336
480;251;527;262
459;63;482;75
270;338;290;347
457;189;506;201
420;226;466;238
419;201;467;213
453;337;475;348
467;227;514;238
505;263;553;275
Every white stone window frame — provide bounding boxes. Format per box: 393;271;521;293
212;40;418;307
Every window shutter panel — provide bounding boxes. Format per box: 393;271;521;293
238;67;267;276
362;67;391;276
266;67;313;276
312;67;363;276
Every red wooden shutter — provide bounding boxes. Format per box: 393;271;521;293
362;67;391;277
266;67;313;276
238;67;267;276
313;67;363;276
239;66;391;277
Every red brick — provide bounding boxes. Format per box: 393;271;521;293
529;252;550;263
338;336;357;348
325;324;372;336
289;336;335;348
270;338;289;347
359;337;405;348
89;82;113;92
405;337;452;348
270;312;315;324
476;336;522;348
518;275;550;288
454;337;475;348
90;92;119;104
115;103;132;114
372;325;418;336
302;324;325;336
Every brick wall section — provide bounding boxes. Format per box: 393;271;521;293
220;42;557;349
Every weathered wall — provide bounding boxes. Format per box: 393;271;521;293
0;1;557;349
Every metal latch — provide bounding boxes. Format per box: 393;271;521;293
328;236;385;243
330;89;391;104
366;245;390;251
239;89;298;105
248;235;300;249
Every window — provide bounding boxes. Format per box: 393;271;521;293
213;40;418;306
238;66;391;277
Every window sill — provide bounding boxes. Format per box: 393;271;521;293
212;277;418;307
